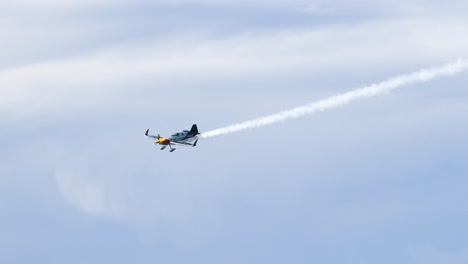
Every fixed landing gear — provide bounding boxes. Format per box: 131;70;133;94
159;145;176;152
169;144;176;152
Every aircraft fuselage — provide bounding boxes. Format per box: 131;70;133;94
145;124;200;152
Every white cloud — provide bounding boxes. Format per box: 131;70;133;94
3;0;465;11
1;17;467;121
0;0;305;9
0;0;310;8
55;167;127;220
0;0;124;8
53;154;228;227
3;1;468;262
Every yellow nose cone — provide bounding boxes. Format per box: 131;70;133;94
156;138;168;144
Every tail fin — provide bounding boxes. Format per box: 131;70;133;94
193;139;198;147
189;124;199;136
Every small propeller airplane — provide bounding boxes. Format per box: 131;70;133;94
145;124;200;152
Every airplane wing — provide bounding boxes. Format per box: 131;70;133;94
144;129;159;139
171;139;198;147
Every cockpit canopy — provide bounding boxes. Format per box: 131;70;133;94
172;130;188;137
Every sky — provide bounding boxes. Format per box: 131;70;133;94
1;1;468;263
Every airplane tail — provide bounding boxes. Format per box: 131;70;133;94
189;124;200;136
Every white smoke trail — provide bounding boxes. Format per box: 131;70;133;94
200;59;468;139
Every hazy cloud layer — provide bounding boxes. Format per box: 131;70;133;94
2;18;468;120
2;1;468;263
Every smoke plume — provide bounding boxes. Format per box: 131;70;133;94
201;59;468;139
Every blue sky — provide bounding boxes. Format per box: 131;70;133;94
1;1;468;263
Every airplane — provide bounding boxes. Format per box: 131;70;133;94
145;124;200;152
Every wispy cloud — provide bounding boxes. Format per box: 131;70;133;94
1;18;467;121
55;167;127;219
2;2;468;262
